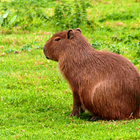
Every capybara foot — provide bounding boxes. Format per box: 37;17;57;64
89;116;101;121
70;109;79;118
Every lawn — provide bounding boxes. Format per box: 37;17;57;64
0;0;140;139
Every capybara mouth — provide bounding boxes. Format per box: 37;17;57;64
46;56;50;59
43;47;49;59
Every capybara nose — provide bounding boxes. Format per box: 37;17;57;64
43;47;46;55
43;46;49;59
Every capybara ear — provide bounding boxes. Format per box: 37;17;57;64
76;28;82;33
67;29;74;39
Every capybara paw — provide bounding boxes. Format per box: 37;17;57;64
89;116;101;121
70;110;79;118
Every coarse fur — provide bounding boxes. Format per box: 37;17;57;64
43;28;140;120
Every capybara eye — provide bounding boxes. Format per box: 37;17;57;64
55;38;61;41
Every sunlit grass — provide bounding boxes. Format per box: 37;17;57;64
0;0;140;139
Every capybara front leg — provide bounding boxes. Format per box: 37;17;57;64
70;92;81;118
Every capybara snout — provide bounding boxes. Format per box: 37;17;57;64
43;28;140;120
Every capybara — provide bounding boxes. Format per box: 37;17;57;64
43;28;140;120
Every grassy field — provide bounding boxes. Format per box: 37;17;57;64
0;0;140;139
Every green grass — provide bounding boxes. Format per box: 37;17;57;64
0;0;140;139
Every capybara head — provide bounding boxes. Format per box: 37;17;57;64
43;28;82;61
43;28;140;120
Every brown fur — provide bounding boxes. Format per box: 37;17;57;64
43;28;140;120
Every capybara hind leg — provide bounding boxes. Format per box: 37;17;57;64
70;91;81;117
133;109;140;119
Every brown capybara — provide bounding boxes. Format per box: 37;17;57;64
43;28;140;120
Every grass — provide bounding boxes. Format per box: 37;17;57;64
0;0;140;139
